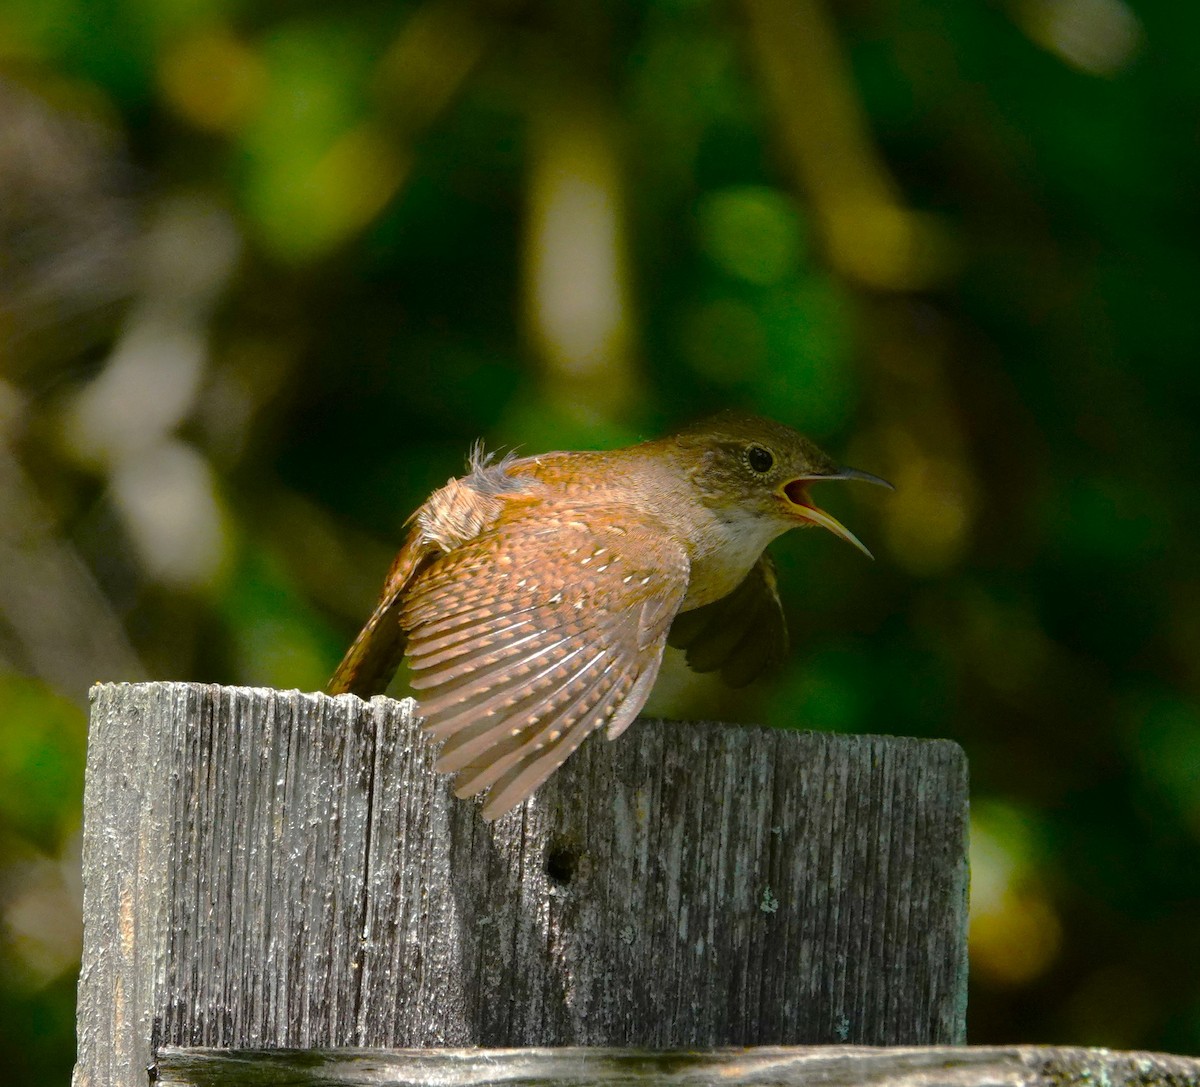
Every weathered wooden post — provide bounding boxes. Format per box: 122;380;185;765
73;682;965;1079
72;682;1200;1086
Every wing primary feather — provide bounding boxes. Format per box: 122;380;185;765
409;625;566;690
405;597;540;642
604;653;664;739
434;648;609;771
456;655;620;807
439;647;609;777
416;639;591;732
406;614;538;666
478;702;606;819
403;573;549;626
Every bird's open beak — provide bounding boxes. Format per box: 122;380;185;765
779;467;893;560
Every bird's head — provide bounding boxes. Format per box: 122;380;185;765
669;411;893;558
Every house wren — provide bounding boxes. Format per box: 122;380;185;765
328;412;891;818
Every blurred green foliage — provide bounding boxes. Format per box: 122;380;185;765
1;0;1199;1080
0;676;83;854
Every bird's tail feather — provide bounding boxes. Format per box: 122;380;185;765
327;595;408;697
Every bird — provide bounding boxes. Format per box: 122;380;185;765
327;411;891;819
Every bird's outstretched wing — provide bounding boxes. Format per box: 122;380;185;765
667;553;788;687
401;510;690;819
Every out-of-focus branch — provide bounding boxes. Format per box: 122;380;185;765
376;0;508;134
374;0;534;152
363;0;506;223
0;78;136;377
0;391;145;702
740;0;953;291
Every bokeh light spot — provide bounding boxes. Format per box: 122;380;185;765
878;425;976;576
1016;0;1143;77
111;440;231;589
970;801;1062;987
159;27;267;133
697;185;807;286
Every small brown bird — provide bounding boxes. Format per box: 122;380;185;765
328;412;890;818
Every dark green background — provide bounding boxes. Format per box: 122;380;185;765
2;0;1198;1081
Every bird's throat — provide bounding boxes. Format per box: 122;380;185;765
679;507;788;610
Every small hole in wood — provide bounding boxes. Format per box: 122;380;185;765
545;841;579;886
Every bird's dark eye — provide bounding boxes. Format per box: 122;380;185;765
746;445;774;473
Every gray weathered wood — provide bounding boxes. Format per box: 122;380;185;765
74;682;969;1087
154;1045;1200;1087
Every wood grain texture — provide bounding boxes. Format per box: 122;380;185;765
155;1045;1200;1087
74;683;969;1087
